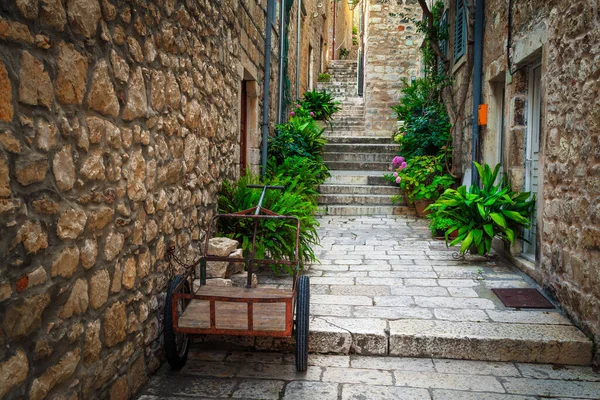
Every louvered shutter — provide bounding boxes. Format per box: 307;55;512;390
454;0;466;61
438;10;448;75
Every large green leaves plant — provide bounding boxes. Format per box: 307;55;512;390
269;115;327;164
218;173;320;273
427;163;535;256
300;89;341;121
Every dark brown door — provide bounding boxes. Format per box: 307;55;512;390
240;81;247;175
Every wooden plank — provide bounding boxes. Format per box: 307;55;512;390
196;286;292;300
178;300;288;332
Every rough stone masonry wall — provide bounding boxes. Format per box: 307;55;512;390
540;0;600;362
364;0;421;137
0;0;278;399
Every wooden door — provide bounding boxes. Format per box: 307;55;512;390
240;81;248;175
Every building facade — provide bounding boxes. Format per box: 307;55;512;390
441;0;600;362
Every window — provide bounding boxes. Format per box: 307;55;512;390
454;0;466;61
438;9;448;74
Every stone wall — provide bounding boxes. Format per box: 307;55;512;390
0;0;281;398
364;0;421;137
448;0;600;362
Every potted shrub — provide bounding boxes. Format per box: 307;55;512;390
426;163;535;255
428;215;455;239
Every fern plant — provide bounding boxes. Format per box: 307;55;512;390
299;90;341;121
218;173;320;273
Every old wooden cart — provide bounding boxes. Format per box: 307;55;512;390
163;185;310;371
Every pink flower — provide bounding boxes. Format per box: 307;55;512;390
290;111;295;116
400;161;407;169
310;112;315;117
392;156;404;166
296;104;301;108
393;172;398;178
395;177;401;184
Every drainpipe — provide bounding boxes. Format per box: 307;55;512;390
332;1;336;60
261;0;276;179
295;0;302;99
471;0;484;186
277;0;286;124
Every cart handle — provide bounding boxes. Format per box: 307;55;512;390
246;185;285;216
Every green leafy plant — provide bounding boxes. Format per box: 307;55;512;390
317;73;331;83
427;163;535;256
269;115;327;163
392;78;452;158
218;173;320;273
339;47;350;59
266;156;329;202
299;89;341;122
389;155;454;204
428;215;455;237
352;25;358;35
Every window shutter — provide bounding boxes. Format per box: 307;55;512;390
438;10;448;75
454;0;466;61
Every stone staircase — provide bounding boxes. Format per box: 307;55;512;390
317;61;413;216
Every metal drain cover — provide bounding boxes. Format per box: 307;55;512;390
492;288;555;309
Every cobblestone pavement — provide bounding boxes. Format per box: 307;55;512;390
137;216;598;399
137;350;600;399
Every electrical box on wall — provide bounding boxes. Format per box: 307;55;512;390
478;104;488;126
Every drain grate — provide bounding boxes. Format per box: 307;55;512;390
492;288;555;309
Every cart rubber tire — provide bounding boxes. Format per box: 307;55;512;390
295;275;310;372
164;275;190;370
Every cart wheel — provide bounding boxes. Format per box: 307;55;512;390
295;275;310;372
164;275;190;369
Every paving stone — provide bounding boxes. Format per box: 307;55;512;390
486;310;572;325
283;353;350;367
437;279;479;287
404;278;439;286
354;306;433;319
322;367;393;385
342;384;431;400
184;361;239;378
350;355;434;371
501;377;600;398
329;285;390;296
311;304;354;317
515;363;600;381
482;280;531;288
283;381;339;400
433;359;521;376
349;264;391;271
232;379;284;399
312;294;372;306
310;277;355;285
314;316;388;355
394;370;505;392
447;287;479;297
434;308;489;322
237;363;322;381
389;319;593;365
226;352;283;364
431;390;535;400
359;277;404;286
369;270;438;278
373;296;414;306
414;296;497;309
142;376;236;398
309;317;352;354
390;286;449;296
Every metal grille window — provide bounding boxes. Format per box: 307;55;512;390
454;0;466;61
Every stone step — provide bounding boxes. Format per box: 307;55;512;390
318;193;396;205
324;143;399;153
325;136;393;144
317;204;415;216
319;184;399;195
387;319;593;365
323;152;395;163
325;170;390;185
325;161;393;171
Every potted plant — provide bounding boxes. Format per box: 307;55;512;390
339;48;350;59
428;215;455;239
426;163;535;255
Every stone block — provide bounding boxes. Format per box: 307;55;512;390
206;261;228;279
341;385;431;400
322;367;393;385
226;248;245;277
0;349;29;398
207;237;239;257
231;272;257;288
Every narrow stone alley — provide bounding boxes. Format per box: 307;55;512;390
135;216;599;399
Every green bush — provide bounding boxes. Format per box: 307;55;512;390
218;173;320;273
269;115;327;164
389;155;454;204
428;215;455;237
317;73;331;83
267;156;329;202
427;163;535;256
299;89;341;121
392;78;451;158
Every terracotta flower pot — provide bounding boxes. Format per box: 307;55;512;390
414;199;434;217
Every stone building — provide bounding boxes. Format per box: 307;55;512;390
363;0;422;136
0;0;345;399
439;0;600;362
